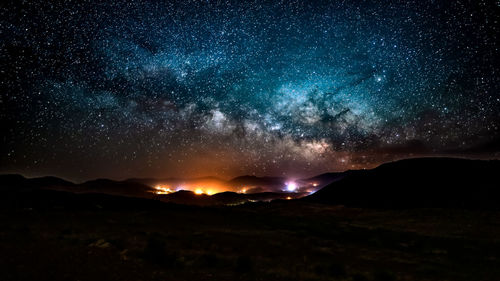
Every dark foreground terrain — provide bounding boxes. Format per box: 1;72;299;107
1;158;499;281
1;189;500;281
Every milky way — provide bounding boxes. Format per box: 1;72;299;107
1;0;499;180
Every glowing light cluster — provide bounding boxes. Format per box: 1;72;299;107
153;185;175;195
152;180;229;196
194;188;215;195
152;180;316;198
285;181;298;192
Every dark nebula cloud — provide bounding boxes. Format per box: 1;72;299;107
1;0;499;181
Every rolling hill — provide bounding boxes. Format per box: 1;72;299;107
305;157;499;209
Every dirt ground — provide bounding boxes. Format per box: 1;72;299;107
1;199;500;281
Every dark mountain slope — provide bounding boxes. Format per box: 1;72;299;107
303;172;345;188
0;174;74;191
77;179;154;197
0;175;154;198
305;158;500;209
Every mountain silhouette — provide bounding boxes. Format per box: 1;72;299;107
0;174;74;191
154;190;304;206
305;157;499;209
3;157;497;208
77;179;154;197
303;172;344;188
0;175;154;198
0;174;303;206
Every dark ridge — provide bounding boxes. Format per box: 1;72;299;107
28;176;75;187
155;190;212;205
0;174;27;189
78;179;155;197
154;190;304;206
211;191;239;198
0;174;155;198
305;157;500;209
0;174;75;191
0;187;187;211
303;172;345;187
303;172;342;182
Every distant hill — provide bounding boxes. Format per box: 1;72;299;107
0;175;155;198
303;172;344;188
0;187;177;211
305;158;500;209
0;174;305;206
0;174;74;191
0;174;30;190
28;176;75;188
126;173;340;194
76;179;154;198
155;190;305;206
1;157;498;208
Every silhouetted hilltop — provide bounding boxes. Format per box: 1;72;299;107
0;187;183;211
0;174;28;190
123;174;340;194
78;179;154;197
0;174;305;205
0;175;154;198
155;190;304;206
303;172;344;188
29;176;75;188
4;157;496;208
0;174;74;191
305;157;500;209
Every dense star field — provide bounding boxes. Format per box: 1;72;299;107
1;0;499;180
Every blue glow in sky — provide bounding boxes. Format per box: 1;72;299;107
1;0;499;180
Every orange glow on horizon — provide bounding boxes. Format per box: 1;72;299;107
153;185;175;195
152;178;316;198
193;188;216;195
153;179;230;195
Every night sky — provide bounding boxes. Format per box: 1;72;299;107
1;0;499;181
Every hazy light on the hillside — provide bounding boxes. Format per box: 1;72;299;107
286;182;298;192
153;185;175;194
